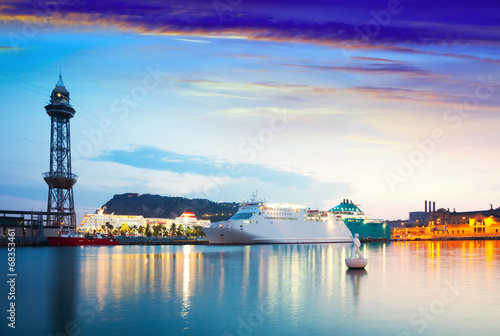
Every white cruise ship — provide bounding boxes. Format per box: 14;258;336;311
203;192;353;244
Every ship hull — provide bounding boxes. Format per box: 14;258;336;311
330;200;390;240
204;222;353;245
203;196;353;245
47;236;119;246
345;222;391;240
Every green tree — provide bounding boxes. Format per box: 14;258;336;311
138;225;146;236
120;223;130;235
176;224;184;236
192;226;205;237
169;223;176;236
152;225;162;237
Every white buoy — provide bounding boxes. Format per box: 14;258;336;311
345;233;368;269
345;257;368;269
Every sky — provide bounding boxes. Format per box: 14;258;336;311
0;0;499;222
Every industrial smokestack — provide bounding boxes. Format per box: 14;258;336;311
433;202;436;212
425;200;427;213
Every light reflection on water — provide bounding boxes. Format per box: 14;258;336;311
2;240;500;336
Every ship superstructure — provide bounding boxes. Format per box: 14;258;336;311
329;199;390;240
203;192;353;244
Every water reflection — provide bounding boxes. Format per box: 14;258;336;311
345;269;367;315
65;240;500;335
181;245;191;319
49;247;79;333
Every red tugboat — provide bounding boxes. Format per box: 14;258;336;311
47;230;119;246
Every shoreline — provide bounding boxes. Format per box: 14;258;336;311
391;235;500;242
2;235;500;246
0;236;209;247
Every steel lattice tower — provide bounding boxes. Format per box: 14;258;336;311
43;75;78;228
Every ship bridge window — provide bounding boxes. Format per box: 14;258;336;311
230;212;255;220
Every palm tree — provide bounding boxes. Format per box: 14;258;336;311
105;222;113;233
176;224;184;236
192;225;205;237
152;225;162;237
169;223;176;237
138;225;146;236
120;223;130;236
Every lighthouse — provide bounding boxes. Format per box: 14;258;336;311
43;74;77;228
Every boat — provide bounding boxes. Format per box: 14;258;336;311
47;230;119;246
329;199;390;241
203;191;353;244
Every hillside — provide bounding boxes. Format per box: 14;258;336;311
101;193;239;222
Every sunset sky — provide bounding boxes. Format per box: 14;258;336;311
1;0;499;221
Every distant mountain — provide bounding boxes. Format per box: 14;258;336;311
101;193;239;223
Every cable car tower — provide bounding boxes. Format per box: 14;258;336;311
43;74;77;228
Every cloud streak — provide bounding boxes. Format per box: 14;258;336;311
172;77;337;96
348;86;460;105
282;62;443;79
94;146;316;189
1;0;500;56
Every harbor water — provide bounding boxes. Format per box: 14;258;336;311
1;240;499;335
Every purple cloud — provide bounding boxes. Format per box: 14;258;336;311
1;0;500;52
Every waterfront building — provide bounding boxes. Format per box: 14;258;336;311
79;208;146;231
429;206;500;237
146;217;174;227
79;208;208;231
392;205;500;239
175;211;210;227
409;211;428;222
387;200;437;229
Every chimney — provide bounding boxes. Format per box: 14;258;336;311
425;200;427;214
433;202;436;212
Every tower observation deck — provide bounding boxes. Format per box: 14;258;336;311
43;74;77;228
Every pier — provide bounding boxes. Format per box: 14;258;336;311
0;210;62;245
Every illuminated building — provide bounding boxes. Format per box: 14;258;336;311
392;204;500;239
79;208;208;231
429;206;500;236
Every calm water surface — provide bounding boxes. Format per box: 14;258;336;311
1;241;499;335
